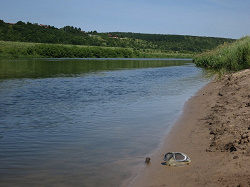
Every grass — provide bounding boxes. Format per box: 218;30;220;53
0;40;193;59
193;36;250;72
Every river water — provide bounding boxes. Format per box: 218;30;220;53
0;58;210;187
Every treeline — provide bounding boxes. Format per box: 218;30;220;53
0;19;235;54
193;36;250;71
29;45;135;58
0;20;99;45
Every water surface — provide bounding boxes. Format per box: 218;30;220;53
0;58;210;187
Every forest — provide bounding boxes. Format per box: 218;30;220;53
0;20;235;54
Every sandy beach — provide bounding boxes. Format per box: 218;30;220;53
130;69;250;187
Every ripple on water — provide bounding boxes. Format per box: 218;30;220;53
0;59;211;187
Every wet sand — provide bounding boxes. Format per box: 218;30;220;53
130;69;250;187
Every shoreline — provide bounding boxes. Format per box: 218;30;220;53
0;40;193;59
129;69;250;187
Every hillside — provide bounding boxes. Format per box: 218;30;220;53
108;32;235;52
0;19;235;55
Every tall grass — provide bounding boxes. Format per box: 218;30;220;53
193;36;250;71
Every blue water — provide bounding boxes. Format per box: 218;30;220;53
0;59;210;187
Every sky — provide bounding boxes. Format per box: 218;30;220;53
0;0;249;39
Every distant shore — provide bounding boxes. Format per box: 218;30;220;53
129;69;250;187
0;41;193;59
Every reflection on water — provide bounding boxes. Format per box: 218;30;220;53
0;58;210;187
0;58;190;79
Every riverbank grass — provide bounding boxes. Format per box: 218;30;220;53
194;36;250;71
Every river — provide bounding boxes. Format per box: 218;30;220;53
0;58;210;187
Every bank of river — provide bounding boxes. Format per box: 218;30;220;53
132;69;250;187
0;58;211;186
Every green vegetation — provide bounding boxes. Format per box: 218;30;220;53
194;36;250;71
0;41;193;59
0;19;235;58
0;41;133;58
108;32;234;53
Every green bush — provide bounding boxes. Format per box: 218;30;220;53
28;43;136;58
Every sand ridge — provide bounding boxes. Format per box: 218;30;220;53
131;69;250;187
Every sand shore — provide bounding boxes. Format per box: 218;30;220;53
131;69;250;187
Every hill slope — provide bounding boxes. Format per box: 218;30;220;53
0;20;235;54
108;32;235;52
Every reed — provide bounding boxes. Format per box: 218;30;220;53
193;36;250;71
